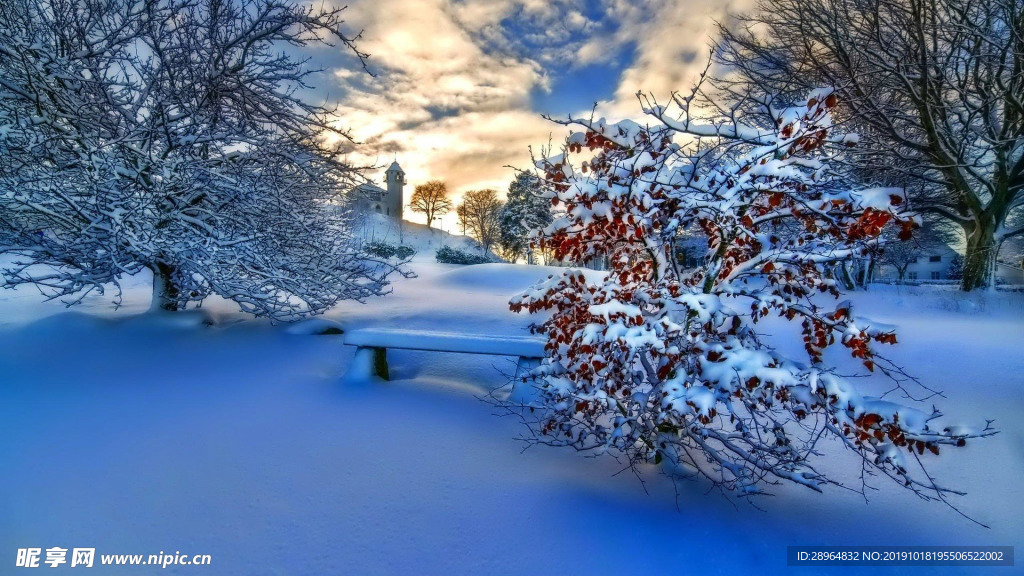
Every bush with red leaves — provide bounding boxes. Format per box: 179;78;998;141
509;87;994;513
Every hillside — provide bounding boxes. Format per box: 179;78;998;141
355;213;494;263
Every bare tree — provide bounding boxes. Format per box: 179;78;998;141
0;0;397;320
718;0;1024;290
409;180;452;228
877;227;944;281
456;189;504;254
879;243;925;282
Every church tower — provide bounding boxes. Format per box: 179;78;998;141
384;161;405;220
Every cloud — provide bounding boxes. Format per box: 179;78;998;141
582;0;756;119
322;0;756;228
325;0;570;226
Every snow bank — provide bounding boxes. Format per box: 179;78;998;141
437;263;566;292
344;328;544;357
355;214;490;263
1;260;1021;575
284;317;346;335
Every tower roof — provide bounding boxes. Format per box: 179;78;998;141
386;160;403;173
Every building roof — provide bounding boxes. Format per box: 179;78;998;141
923;242;959;256
352;182;386;201
386;161;403;173
353;182;385;193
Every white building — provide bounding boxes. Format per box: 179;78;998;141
352;161;405;220
874;243;959;281
874;242;1024;284
996;260;1024;284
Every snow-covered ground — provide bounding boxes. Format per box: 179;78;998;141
1;258;1021;575
354;212;493;263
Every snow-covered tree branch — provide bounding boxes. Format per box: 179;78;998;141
717;0;1024;290
0;0;393;320
509;85;994;515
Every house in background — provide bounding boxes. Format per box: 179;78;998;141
874;241;1024;284
996;238;1024;284
996;260;1024;284
874;243;959;281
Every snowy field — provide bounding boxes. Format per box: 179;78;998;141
1;257;1022;575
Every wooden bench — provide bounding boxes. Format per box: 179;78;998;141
341;328;546;395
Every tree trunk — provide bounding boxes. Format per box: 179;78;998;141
855;258;870;289
961;217;998;291
836;262;856;290
150;261;181;312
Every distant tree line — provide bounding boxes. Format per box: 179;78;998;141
413;173;552;263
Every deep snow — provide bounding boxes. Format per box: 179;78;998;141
1;259;1021;575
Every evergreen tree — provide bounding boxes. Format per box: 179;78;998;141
498;173;552;262
948;255;965;281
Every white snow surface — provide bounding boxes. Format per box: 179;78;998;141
355;213;493;263
344;328;545;357
1;262;1022;575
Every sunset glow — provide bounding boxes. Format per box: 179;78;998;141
320;0;749;227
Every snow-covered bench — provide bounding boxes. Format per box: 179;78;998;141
341;328;546;385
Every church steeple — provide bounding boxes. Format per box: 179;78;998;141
384;161;405;220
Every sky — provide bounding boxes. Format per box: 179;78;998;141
315;0;752;229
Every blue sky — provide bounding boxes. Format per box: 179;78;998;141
319;0;749;228
530;56;633;116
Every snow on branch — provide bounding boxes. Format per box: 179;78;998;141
509;86;994;514
0;0;396;319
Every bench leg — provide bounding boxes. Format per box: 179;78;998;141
506;356;541;404
371;347;390;380
344;346;390;382
514;356;540;381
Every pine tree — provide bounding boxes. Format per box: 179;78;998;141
948;255;965;281
497;172;553;262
